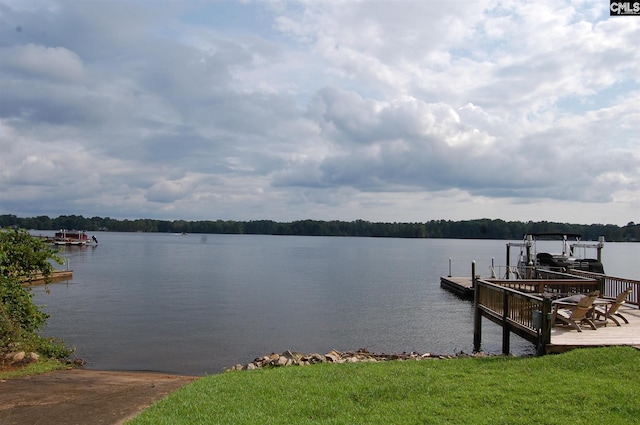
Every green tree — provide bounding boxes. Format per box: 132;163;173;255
0;229;71;358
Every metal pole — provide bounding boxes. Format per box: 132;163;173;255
491;257;495;278
597;236;604;262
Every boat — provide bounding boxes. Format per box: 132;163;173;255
50;229;98;246
509;233;604;277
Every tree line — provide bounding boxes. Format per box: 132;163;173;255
1;214;639;241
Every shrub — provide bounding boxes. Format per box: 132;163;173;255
0;229;71;358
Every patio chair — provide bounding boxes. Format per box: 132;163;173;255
552;290;600;332
594;287;633;326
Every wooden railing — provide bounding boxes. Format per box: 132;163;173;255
569;270;640;307
474;279;552;355
484;277;600;296
470;260;640;356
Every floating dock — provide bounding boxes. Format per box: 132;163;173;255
440;276;474;299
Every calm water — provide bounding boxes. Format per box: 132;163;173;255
30;233;640;375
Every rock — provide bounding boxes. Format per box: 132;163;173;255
281;350;294;358
12;351;26;363
305;353;325;364
324;350;341;362
8;351;40;367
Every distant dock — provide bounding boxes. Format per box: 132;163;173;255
22;270;73;285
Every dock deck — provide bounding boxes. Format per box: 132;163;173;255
548;305;640;353
440;276;474;299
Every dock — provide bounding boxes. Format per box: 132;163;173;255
441;269;640;355
440;276;474;299
22;270;73;285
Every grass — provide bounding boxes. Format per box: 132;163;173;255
0;357;67;379
128;346;640;425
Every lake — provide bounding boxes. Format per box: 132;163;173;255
30;232;640;375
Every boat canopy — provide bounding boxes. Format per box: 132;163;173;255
525;232;582;239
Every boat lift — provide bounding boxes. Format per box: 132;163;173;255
505;233;605;279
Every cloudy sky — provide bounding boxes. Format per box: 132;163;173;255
1;1;639;225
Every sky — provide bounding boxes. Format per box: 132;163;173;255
0;0;639;225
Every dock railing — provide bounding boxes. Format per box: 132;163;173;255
568;269;640;307
474;278;552;356
473;272;602;356
484;277;600;296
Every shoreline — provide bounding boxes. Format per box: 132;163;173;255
0;348;529;425
226;347;514;371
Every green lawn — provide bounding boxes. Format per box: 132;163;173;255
129;346;640;425
0;358;67;379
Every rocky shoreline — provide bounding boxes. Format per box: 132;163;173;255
4;348;501;375
226;348;496;371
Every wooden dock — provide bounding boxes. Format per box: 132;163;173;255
22;270;73;285
442;273;640;354
440;276;474;299
547;305;640;353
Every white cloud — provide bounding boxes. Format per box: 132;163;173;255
0;44;85;81
0;0;639;225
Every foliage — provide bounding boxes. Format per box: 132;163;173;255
0;356;67;379
129;347;640;425
2;214;639;241
0;228;71;358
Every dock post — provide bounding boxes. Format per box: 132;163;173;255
537;297;553;356
471;260;476;288
505;244;510;279
473;261;482;352
502;289;510;355
448;258;452;277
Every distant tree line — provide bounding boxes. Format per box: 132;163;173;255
1;214;639;242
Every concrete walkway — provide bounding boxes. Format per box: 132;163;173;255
0;369;197;425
